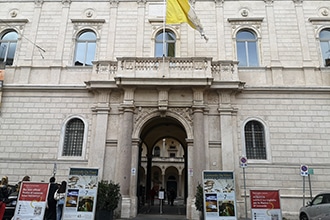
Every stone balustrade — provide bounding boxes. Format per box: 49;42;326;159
92;57;239;82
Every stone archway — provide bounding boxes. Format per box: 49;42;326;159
135;114;188;216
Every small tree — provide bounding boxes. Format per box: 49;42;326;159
96;180;121;211
195;183;204;212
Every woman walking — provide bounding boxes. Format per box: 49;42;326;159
0;176;10;220
54;181;67;220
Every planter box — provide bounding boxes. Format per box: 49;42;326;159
325;59;330;67
95;210;113;220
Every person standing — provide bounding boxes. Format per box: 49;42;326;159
44;176;58;220
54;181;66;220
0;176;10;220
169;187;176;206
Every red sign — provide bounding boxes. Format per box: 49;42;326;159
250;190;281;209
19;182;49;202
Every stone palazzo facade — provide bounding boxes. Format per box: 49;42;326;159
0;0;330;219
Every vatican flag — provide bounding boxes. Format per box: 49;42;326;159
166;0;208;41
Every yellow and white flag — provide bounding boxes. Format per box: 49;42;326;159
166;0;208;41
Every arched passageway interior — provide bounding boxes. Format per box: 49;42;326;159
137;116;187;214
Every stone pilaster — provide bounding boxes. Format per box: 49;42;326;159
191;88;206;198
218;91;236;171
89;90;111;179
117;87;135;218
264;0;283;85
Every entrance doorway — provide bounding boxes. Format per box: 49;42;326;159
136;116;187;216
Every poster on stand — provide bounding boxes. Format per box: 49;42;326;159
12;182;49;220
250;190;282;220
203;170;237;220
63;167;99;220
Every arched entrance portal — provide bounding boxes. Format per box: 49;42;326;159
137;116;188;215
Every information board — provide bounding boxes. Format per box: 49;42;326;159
203;171;237;220
250;190;282;220
12;182;49;220
63;167;99;220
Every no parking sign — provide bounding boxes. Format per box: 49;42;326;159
300;165;308;176
240;156;248;168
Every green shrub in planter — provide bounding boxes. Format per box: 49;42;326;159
195;184;204;220
96;180;121;220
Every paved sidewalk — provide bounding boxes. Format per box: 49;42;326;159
129;214;186;219
118;199;187;219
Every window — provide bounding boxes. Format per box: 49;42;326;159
154;146;160;157
155;30;176;57
74;30;96;66
0;30;18;66
319;29;330;66
236;29;259;67
244;120;266;159
62;118;85;156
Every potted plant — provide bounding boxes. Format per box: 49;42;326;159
195;184;204;220
325;58;330;67
96;180;121;220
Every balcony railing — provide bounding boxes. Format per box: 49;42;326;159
92;57;239;82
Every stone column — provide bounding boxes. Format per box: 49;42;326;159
186;139;195;220
178;173;182;198
162;172;165;189
129;138;140;217
116;87;135;218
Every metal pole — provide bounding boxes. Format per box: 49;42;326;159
53;163;57;177
243;167;247;219
308;174;312;200
303;176;305;207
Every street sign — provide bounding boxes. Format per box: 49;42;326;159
300;165;308;176
240;156;248;168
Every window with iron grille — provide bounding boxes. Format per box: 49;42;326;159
62;118;84;156
244;120;266;159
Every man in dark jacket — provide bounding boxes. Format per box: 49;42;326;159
44;177;58;220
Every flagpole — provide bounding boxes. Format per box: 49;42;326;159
162;0;166;77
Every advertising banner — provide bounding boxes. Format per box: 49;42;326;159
203;171;237;220
63;167;99;220
250;190;282;220
13;182;49;220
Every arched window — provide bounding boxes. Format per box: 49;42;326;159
154;146;160;157
319;29;330;67
244;120;266;159
62;118;85;156
0;30;18;66
74;30;96;66
155;30;176;57
236;29;259;67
